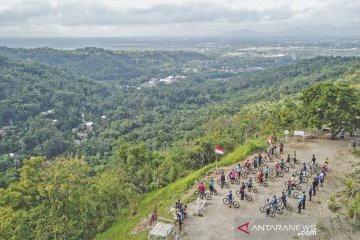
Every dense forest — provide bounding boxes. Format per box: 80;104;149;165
0;48;360;240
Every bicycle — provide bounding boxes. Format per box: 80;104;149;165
223;196;240;208
278;197;293;211
284;181;302;190
295;169;312;178
282;188;301;199
245;183;258;193
259;205;283;217
194;190;212;200
254;178;269;187
235;190;253;201
216;179;230;189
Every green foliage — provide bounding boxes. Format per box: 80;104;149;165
300;82;360;138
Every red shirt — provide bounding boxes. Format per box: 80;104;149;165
199;184;205;191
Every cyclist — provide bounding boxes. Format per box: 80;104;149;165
265;198;271;217
175;199;181;209
209;179;214;195
199;182;206;199
258;153;263;166
240;182;246;200
279;142;284;154
275;162;280;177
247;176;253;192
290;174;296;189
228;190;233;208
303;163;307;175
253;157;258;169
287;180;292;197
311;154;316;165
281;191;287;209
316;173;320;190
280;159;285;171
221;172;226;188
230;169;236;182
271;195;278;212
258;171;264;184
265;167;269;180
293;150;297;162
286;154;291;167
236;164;242;178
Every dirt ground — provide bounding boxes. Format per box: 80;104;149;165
179;138;360;240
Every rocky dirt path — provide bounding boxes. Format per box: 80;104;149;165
180;139;360;240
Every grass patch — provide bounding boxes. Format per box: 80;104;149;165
95;139;265;240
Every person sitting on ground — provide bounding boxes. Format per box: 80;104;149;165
209;179;214;195
258;171;264;183
199;182;206;199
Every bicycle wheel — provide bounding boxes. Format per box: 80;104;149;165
269;168;274;174
224;182;230;189
216;179;221;185
242;173;248;179
194;190;200;197
255;177;259;183
251;168;257;174
251;186;258;193
279;172;284;177
293;191;300;199
258;166;263;171
270;211;275;217
263;181;268;187
223;198;229;205
213;189;218;195
295;184;302;191
259;206;265;212
275;153;281;159
305;172;312;177
295;159;300;164
235;179;240;185
236;190;241;198
276;208;283;214
286;203;292;211
246;194;252;201
302;177;308;183
233;201;240;209
284;166;289;172
269;175;275;182
205;193;212;200
295;169;301;175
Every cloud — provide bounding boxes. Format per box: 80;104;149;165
0;1;298;26
0;0;359;37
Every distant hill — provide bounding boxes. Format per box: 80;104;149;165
222;24;360;39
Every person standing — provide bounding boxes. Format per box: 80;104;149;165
221;172;225;188
301;191;306;209
199;182;205;199
265;198;271;217
281;191;287;209
240;182;246;200
308;185;313;201
312;177;317;196
340;128;345;140
279;142;284;154
209;179;214;195
298;198;302;213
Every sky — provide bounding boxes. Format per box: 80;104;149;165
0;0;359;37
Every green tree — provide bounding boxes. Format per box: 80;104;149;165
300;83;360;139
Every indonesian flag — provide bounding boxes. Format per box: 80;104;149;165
268;137;273;145
214;146;225;155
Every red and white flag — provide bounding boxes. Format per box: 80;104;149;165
268;137;273;145
214;146;224;155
